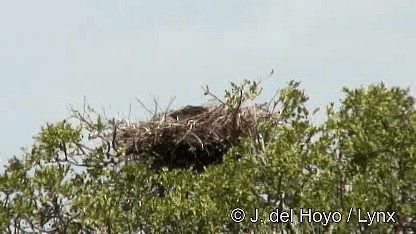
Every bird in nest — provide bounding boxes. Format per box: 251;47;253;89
168;105;208;121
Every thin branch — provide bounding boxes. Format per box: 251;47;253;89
266;89;280;111
135;97;153;116
83;96;86;119
111;120;118;152
153;97;160;119
202;85;225;105
128;103;132;122
163;96;176;121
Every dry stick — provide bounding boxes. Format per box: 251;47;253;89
101;107;108;121
112;121;118;152
83;96;87;119
190;132;204;149
133;136;139;153
246;67;278;111
255;67;276;89
271;100;280;116
202;85;225;105
135;97;153;116
253;101;258;127
151;98;162;144
266;89;280;111
175;128;193;145
77;106;94;128
312;107;320;115
128;103;132;122
230;88;244;142
163;96;176;122
153;97;160;119
72;110;95;131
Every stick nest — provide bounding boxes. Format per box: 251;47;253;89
115;103;278;171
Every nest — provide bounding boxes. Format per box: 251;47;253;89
115;103;278;171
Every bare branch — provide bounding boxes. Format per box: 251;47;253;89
201;85;225;105
135;97;153;116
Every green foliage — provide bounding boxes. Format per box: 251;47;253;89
224;79;261;110
1;80;415;233
325;83;416;232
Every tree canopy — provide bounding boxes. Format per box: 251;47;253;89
1;80;415;233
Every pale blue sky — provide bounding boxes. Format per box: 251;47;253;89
1;1;415;167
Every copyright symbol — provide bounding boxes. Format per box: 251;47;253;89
230;208;246;223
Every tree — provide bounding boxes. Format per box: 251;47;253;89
326;83;416;232
1;80;415;233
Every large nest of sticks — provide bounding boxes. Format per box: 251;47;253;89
115;102;279;171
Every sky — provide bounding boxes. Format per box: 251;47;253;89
1;0;415;167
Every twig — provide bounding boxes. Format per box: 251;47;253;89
202;85;225;105
101;107;108;121
266;89;280;111
175;128;193;145
111;119;118;151
255;67;277;88
190;132;204;149
83;96;86;119
163;96;176;121
135;97;153;116
153;97;160;119
128;103;132;122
